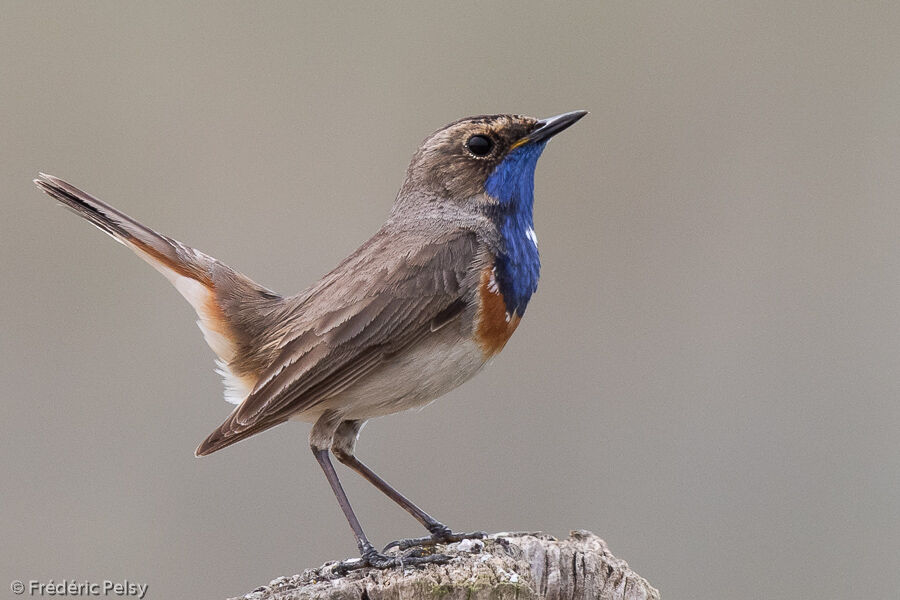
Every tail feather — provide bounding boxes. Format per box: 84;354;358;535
34;173;282;408
34;173;210;282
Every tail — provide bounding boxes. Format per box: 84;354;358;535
34;173;283;409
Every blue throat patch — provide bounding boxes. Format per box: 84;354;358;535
484;142;546;317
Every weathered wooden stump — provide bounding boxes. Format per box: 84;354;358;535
231;531;659;600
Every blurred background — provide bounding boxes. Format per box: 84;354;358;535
2;2;899;599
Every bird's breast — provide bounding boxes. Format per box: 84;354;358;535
474;263;521;358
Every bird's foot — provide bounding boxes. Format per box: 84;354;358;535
332;545;450;575
382;526;486;553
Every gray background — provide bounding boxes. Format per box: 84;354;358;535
2;2;898;599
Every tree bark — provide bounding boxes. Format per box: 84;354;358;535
230;531;659;600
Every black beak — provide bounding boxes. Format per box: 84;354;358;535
527;110;588;144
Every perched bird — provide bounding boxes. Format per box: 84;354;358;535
34;110;587;568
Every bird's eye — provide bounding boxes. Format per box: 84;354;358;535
466;135;494;157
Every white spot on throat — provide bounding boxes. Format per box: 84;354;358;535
488;266;500;294
525;227;538;248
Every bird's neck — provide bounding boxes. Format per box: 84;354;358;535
484;143;545;317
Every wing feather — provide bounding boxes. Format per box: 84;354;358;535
195;230;480;455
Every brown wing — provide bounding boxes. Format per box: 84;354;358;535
195;230;482;455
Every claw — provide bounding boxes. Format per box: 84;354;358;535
334;547;450;574
383;530;486;553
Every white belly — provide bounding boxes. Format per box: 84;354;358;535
292;331;487;423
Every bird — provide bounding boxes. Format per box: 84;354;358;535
33;110;587;569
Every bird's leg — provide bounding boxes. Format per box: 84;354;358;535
331;420;485;553
337;451;486;552
310;414;449;572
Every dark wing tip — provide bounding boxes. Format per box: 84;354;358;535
195;425;230;457
195;412;289;457
194;442;214;457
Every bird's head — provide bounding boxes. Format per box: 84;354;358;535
395;111;587;215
